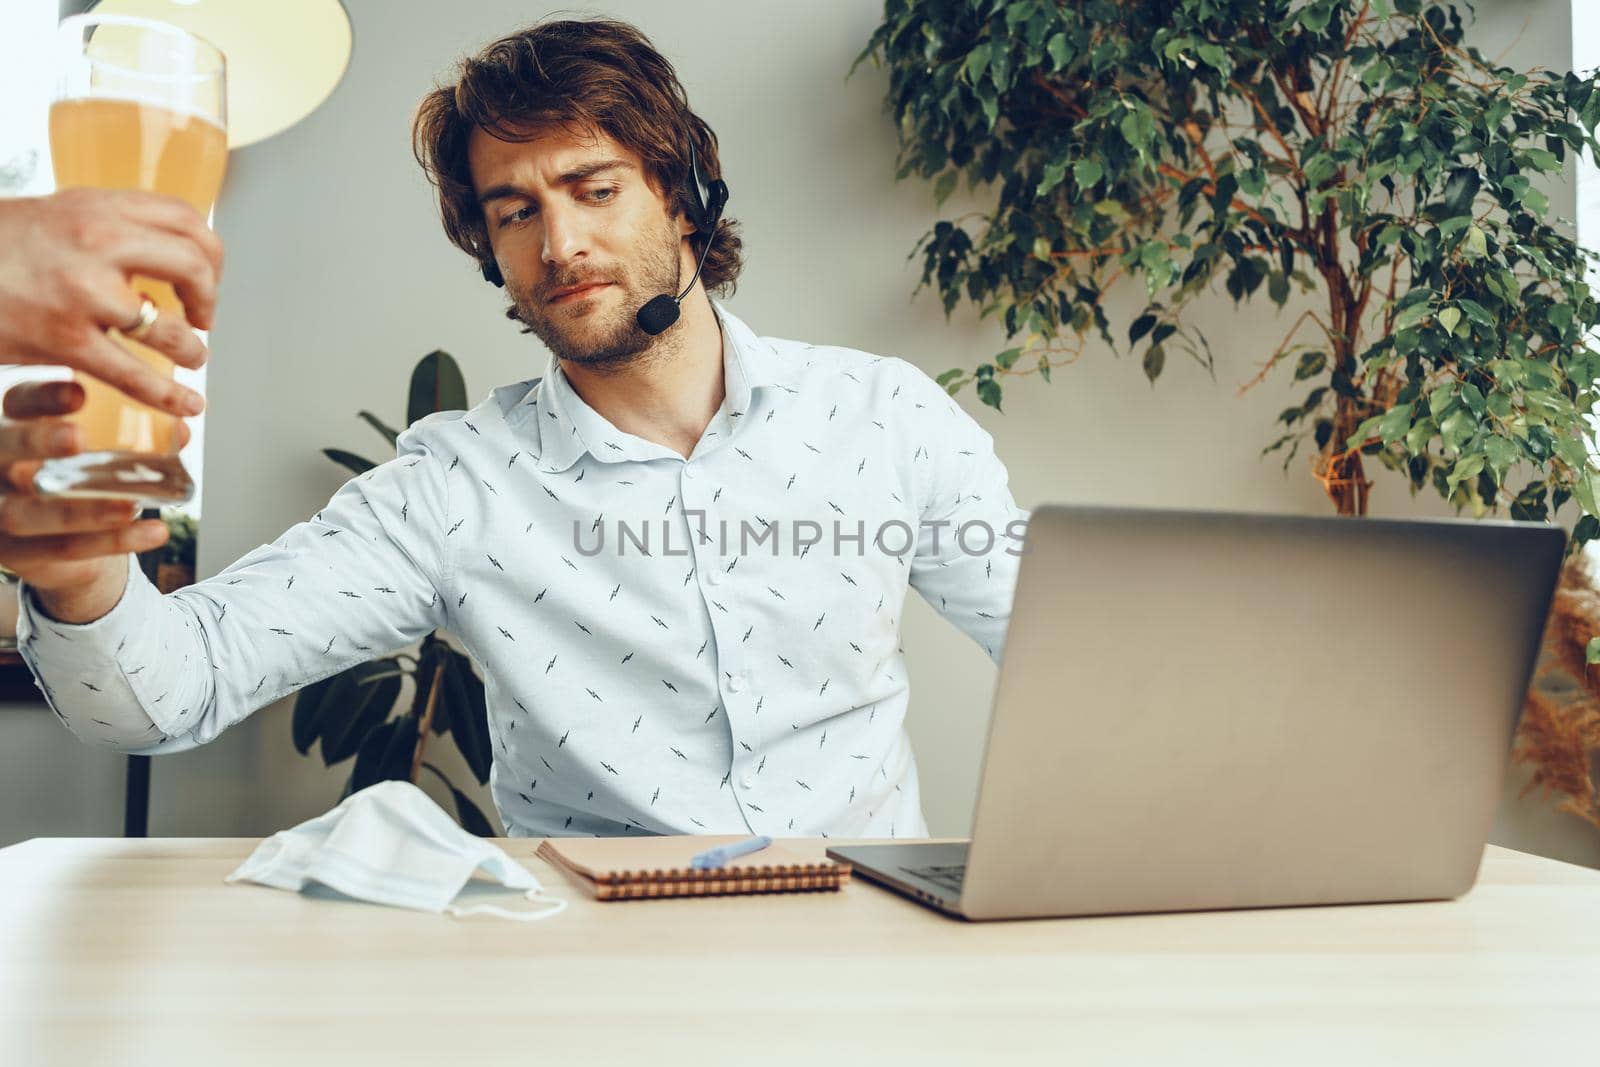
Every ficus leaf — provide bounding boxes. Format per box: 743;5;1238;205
1394;302;1431;332
1128;314;1157;345
976;379;1003;410
1294;350;1327;380
1142;344;1166;384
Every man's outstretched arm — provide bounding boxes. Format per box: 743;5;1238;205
17;418;457;754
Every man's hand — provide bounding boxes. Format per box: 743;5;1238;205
0;380;186;623
0;188;222;417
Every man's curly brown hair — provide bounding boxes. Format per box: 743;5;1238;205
412;17;742;294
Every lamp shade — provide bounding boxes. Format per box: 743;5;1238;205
86;0;352;148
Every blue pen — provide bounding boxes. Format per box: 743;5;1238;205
690;834;772;869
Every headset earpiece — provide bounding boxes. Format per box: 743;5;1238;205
482;251;504;288
684;140;726;235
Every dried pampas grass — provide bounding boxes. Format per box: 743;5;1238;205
1515;551;1600;831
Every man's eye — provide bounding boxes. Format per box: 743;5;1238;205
584;188;616;203
500;206;535;226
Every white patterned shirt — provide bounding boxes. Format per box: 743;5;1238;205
17;304;1027;839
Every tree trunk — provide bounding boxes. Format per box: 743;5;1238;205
1316;392;1372;517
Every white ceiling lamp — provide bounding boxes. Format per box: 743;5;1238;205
86;0;352;149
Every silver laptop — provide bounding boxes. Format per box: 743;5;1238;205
827;504;1566;920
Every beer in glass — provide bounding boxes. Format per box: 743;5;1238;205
36;14;227;503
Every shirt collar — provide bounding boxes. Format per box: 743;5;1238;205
526;301;794;474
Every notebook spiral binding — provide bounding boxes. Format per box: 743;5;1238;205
595;870;850;901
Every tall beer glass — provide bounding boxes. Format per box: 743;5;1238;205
37;14;227;504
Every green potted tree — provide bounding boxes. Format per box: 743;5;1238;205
857;0;1600;832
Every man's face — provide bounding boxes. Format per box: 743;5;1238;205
469;125;691;367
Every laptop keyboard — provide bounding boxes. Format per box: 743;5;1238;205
903;863;966;894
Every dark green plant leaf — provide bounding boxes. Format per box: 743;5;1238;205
443;649;493;784
1294;351;1327;381
1142;345;1165;384
346;718;396;797
1128;314;1157;345
358;410;400;451
407;350;468;428
1438;167;1481;218
346;713;420;795
381;712;421;779
976;379;1003;410
291;673;343;756
295;659;406;759
420;761;497;835
319;661;403;765
1510;482;1549;522
322;449;376;477
449;784;496;837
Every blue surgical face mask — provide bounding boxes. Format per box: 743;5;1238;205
225;780;566;921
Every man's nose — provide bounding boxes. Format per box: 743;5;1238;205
541;206;588;267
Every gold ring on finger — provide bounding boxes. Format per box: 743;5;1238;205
124;296;159;342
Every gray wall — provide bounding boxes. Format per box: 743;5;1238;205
4;0;1597;869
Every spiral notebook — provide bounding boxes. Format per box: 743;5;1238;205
536;835;851;901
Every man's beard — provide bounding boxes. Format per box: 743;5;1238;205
505;219;683;370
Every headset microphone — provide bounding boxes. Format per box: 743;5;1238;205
636;140;728;336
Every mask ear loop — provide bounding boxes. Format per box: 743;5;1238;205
445;891;568;922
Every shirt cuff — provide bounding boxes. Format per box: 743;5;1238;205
15;553;168;720
14;556;195;739
17;552;150;642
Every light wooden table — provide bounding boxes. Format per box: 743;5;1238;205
1;837;1597;1065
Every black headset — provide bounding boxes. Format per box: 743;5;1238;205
480;135;729;337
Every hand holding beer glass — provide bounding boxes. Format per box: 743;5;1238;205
36;14;227;504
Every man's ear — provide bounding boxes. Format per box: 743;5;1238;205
677;211;697;238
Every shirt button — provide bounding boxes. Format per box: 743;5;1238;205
705;568;723;587
727;674;745;693
740;774;754;789
683;464;696;480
